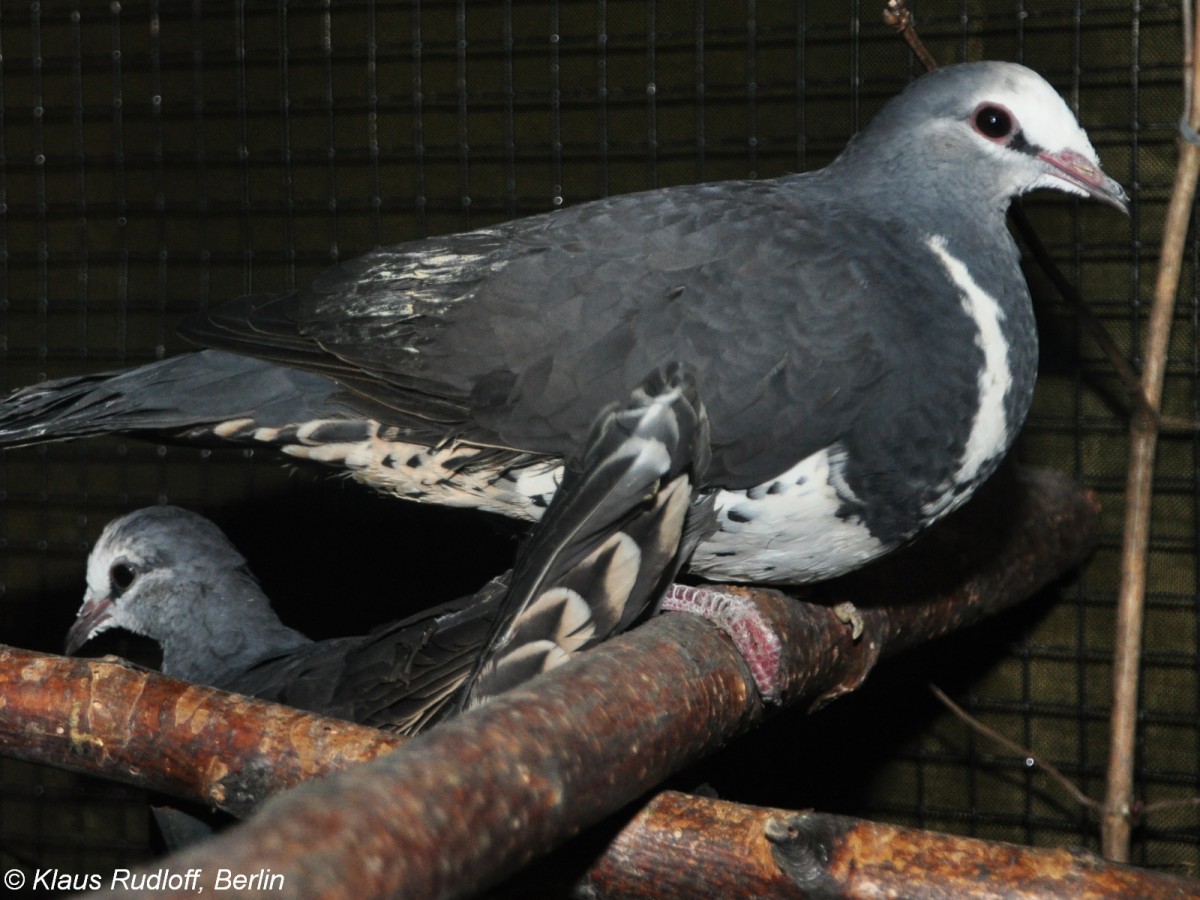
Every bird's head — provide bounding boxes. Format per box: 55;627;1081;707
840;61;1128;215
65;505;252;659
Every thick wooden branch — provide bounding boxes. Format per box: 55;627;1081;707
57;466;1100;900
577;790;1200;899
0;651;403;818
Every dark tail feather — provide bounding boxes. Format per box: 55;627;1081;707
459;363;711;709
226;581;509;736
0;350;346;448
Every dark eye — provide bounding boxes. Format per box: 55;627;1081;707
974;105;1013;140
109;562;136;595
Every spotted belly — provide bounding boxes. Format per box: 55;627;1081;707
690;448;886;584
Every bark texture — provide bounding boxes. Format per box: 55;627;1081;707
52;466;1102;899
578;791;1200;899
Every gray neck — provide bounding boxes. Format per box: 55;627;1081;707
155;568;311;686
820;126;1016;234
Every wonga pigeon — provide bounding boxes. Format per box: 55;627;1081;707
1;62;1125;588
65;366;712;729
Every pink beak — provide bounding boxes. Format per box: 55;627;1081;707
1038;149;1129;214
65;594;114;655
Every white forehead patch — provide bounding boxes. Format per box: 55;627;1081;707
971;66;1096;160
85;527;125;596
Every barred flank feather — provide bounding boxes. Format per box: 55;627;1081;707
462;364;711;709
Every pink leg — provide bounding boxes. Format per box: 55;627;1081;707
661;584;783;702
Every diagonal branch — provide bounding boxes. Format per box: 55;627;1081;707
882;0;939;72
29;466;1101;900
931;683;1101;813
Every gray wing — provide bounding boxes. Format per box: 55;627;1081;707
183;176;903;488
0;350;380;448
2;175;944;493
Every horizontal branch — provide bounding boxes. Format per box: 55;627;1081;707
60;466;1100;899
0;651;403;818
577;791;1200;899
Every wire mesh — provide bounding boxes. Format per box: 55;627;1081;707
0;0;1196;883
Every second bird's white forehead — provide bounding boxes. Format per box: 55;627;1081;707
84;526;129;597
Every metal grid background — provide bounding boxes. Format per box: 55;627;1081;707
0;0;1195;883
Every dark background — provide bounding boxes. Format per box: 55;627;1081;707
0;0;1195;884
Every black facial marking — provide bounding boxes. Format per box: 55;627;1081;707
1008;129;1033;154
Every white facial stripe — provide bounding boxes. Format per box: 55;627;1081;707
924;235;1012;517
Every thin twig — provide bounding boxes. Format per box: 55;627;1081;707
930;684;1100;813
1101;1;1200;862
933;683;1200;827
1186;0;1196;118
882;0;939;72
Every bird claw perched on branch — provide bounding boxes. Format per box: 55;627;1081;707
661;584;785;701
0;465;1104;899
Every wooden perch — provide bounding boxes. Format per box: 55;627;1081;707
0;652;404;818
576;790;1200;899
39;465;1100;900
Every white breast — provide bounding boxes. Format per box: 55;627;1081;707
689;446;885;583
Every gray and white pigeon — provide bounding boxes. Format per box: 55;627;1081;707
65;366;712;729
1;62;1125;589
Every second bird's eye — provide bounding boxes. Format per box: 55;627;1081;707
974;105;1013;139
110;562;136;594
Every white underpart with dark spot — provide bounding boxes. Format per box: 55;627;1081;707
922;234;1013;520
689;446;884;583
